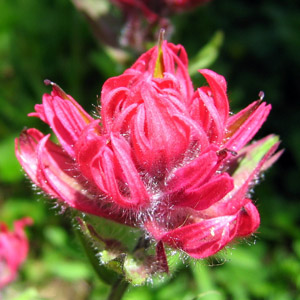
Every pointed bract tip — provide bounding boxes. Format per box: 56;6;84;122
44;79;52;86
158;29;165;48
43;79;69;100
17;217;34;227
75;216;84;227
153;29;166;79
259;91;265;101
20;127;28;134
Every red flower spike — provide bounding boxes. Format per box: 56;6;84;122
0;218;32;289
16;40;281;267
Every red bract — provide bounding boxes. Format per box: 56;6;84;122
16;40;280;259
0;218;32;289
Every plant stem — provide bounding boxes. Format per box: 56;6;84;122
107;277;129;300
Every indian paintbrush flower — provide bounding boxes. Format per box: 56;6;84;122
15;33;280;282
0;217;32;289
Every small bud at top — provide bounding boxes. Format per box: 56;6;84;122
153;29;165;79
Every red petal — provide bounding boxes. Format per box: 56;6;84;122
147;215;237;259
236;201;260;237
211;137;280;216
41;94;92;157
195;88;224;143
111;134;149;206
75;120;107;181
225;101;271;152
166;149;220;192
101;78;134;132
15;129;59;197
199;69;229;125
176;173;234;210
36;135;121;220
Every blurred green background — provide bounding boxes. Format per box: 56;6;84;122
0;0;299;299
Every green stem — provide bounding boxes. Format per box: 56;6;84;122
107;277;129;300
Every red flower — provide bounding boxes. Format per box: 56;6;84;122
0;218;32;289
16;40;280;259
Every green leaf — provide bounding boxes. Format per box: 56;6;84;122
236;135;279;171
74;216;166;286
44;226;68;248
189;31;224;76
0;135;24;183
191;264;225;300
71;0;110;18
293;239;300;259
48;260;91;281
231;135;280;189
90;48;128;78
12;288;44;300
74;218;119;285
87;215;142;252
0;197;46;224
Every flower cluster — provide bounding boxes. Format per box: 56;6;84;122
16;39;280;260
0;217;32;289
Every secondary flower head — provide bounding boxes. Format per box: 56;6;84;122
0;217;32;289
111;0;210;17
16;35;280;270
109;0;211;50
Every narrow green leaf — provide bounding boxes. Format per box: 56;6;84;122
12;288;44;300
236;135;279;171
230;135;280;191
0;135;24;183
189;31;224;76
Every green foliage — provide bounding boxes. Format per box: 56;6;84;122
0;0;299;299
12;288;44;300
189;31;224;76
0;135;23;183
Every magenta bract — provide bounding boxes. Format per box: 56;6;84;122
16;41;280;259
0;217;32;289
